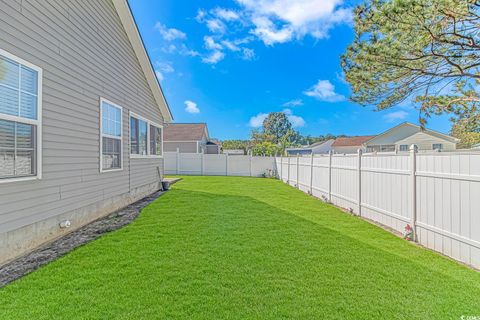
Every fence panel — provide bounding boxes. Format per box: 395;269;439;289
311;154;330;200
203;154;227;176
415;152;480;267
331;154;359;213
361;153;411;233
163;152;275;177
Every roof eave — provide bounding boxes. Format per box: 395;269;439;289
112;0;173;122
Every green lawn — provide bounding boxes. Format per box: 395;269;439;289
1;176;479;319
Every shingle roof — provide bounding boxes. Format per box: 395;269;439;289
163;123;207;141
332;136;376;147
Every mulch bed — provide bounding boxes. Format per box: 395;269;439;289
0;190;165;288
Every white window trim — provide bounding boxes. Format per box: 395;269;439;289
99;97;123;173
129;111;163;159
0;48;42;184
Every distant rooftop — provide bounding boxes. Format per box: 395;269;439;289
332;136;376;147
164;123;207;141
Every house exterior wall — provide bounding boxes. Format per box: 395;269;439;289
0;0;165;264
332;146;365;154
366;125;419;145
206;145;219;154
395;132;456;151
164;141;198;153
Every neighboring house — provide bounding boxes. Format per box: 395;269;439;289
332;136;376;154
364;122;458;152
0;0;173;264
330;122;459;154
163;123;219;154
286;139;335;155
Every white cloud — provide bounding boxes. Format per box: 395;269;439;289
249;113;268;127
184;100;200;114
304;80;345;102
383;111;409;123
236;0;352;45
202;50;225;64
222;40;241;51
204;36;223;50
155;61;175;73
214;8;241;21
282;99;303;107
206;19;226;33
155;70;164;81
154;22;187;41
242;48;256;60
196;9;207;22
282;108;305;127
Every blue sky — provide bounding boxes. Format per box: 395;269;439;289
129;0;452;140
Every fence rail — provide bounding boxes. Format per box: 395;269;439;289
276;149;480;269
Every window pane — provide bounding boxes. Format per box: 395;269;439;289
156;127;162;155
16;150;35;176
16;123;34;149
139;120;147;155
0;119;15;149
0;150;14;178
149;125;156;155
20;65;38;94
101;102;121;137
149;126;162;156
0;85;19;117
20;92;37;119
102;137;121;170
130;117;139;154
0;55;19;88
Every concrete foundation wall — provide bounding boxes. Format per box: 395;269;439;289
0;181;161;266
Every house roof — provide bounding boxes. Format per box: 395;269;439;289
364;122;459;144
112;0;173;122
332;136;376;147
164;123;208;141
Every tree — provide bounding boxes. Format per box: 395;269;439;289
221;140;250;153
251;141;279;156
262;112;293;143
342;0;480;121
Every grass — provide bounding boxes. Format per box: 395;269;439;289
0;176;479;319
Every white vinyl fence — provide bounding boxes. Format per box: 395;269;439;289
276;149;480;269
164;152;275;177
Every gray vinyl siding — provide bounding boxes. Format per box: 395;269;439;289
0;0;164;233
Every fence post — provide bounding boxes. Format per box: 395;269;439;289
296;155;300;189
225;153;229;176
357;149;363;216
201;152;204;176
410;144;418;242
176;148;180;175
287;156;291;184
328;151;333;202
249;154;253;177
309;153;314;194
280;155;283;180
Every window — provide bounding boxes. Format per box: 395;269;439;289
100;99;122;171
399;145;409;152
129;112;163;158
433;143;443;150
150;125;162;156
0;49;41;182
130;117;147;155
